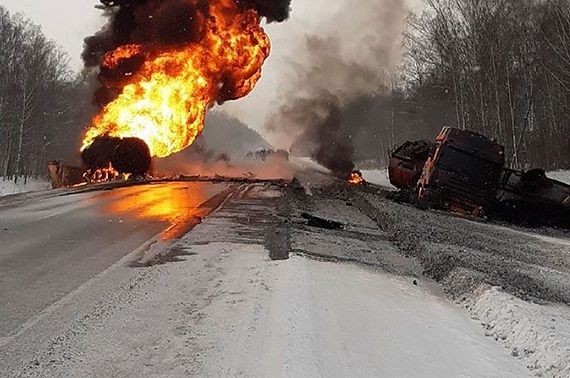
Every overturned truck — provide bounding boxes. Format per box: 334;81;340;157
389;127;570;227
48;136;153;189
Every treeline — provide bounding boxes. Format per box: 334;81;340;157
0;6;88;183
348;0;570;170
3;1;570;180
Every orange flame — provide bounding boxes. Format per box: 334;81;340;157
83;163;126;183
348;171;364;185
101;44;144;69
82;0;270;158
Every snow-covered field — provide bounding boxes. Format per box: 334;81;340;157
0;177;50;197
465;286;570;377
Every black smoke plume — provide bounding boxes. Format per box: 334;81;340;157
268;35;381;178
83;0;291;108
285;94;355;178
238;0;291;22
267;1;409;177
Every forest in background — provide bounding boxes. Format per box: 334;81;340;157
2;0;570;184
0;6;90;183
349;0;570;170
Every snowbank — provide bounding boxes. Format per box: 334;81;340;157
464;286;570;377
547;170;570;185
360;169;396;189
0;177;50;197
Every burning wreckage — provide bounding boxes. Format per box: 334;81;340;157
48;136;152;188
389;127;570;227
49;0;292;186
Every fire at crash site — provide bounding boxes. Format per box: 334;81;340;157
1;1;570;377
80;0;276;179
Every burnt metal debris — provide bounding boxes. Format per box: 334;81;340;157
47;161;85;189
48;136;152;189
495;168;570;227
388;139;433;190
301;212;344;230
389;126;570;227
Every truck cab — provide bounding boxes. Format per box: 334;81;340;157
415;127;505;217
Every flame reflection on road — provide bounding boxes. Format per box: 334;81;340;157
104;183;219;240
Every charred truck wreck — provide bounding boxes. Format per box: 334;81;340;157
48;136;152;189
389;127;570;228
81;136;152;177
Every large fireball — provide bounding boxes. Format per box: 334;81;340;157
82;0;271;158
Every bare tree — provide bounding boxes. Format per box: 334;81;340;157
0;6;78;182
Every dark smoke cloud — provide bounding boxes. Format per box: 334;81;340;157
266;0;409;178
280;93;355;177
239;0;291;22
309;101;355;178
83;0;291;107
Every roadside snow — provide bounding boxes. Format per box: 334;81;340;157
0;177;50;197
360;169;396;189
548;170;570;185
259;255;529;378
465;286;570;377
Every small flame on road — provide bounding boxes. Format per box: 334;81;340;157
348;171;364;185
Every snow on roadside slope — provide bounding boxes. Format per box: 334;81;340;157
360;169;396;189
0;177;50;197
464;286;570;378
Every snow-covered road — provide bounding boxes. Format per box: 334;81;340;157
0;182;531;377
0;182;232;341
188;247;528;377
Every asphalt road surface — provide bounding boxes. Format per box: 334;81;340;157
2;171;565;377
0;182;232;340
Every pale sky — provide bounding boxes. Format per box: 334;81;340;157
0;1;421;140
0;0;105;70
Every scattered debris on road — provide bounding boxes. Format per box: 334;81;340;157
301;212;344;230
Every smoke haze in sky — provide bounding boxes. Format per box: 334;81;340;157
0;0;422;140
222;0;422;144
